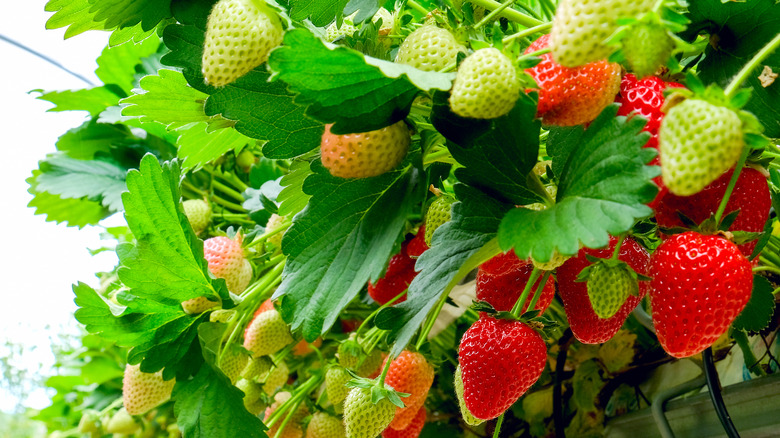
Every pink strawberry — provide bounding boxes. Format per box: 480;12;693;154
203;235;253;293
382;405;426;438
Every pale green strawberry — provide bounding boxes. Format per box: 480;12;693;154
243;308;294;358
395;25;465;72
306;411;346;438
621;21;675;78
454;365;484;427
241;356;273;381
343;386;396;438
202;0;284;87
266;213;287;248
236;378;266;415
183;199;211;235
262;360;290;395
181;295;220;315
584;262;637;319
551;0;655;67
424;195;455;246
325;365;352;406
77;409;100;434
659;99;744;196
105;408;139;434
219;346;249;384
337;335;383;377
122;363;175;416
449;48;520;119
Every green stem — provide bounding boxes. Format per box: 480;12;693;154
723;33;780;99
205;167;250;192
406;0;430;16
212;179;246;204
525;271;551;313
752;265;780;276
537;0;556;20
612;235;626;260
378;352;394;387
502;22;553;43
266;374;322;427
493;413;505;438
474;0;516;30
355;290;408;339
510;267;541;317
713;145;750;224
468;0;543;27
528;172;554;207
732;329;766;377
248;219;292;249
182;181;205;197
211;194;246;212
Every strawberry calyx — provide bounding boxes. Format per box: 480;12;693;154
659;209;763;246
470;301;559;337
345;374;410;409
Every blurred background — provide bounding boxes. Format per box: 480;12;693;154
0;3;119;433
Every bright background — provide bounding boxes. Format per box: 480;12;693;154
0;4;119;412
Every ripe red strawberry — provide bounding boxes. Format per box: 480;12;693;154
204;235;253;294
306;411;346;438
320;122;410;179
449;48;520;119
383;351;435;430
396;25;465;72
649;232;753;358
183;199;211;235
406;225;429;259
243;308;294;357
344;386;397;438
458;316;547;420
424;195;454;246
525;34;622;127
202;0;284;87
122;363;175;416
476;252;555;314
557;236;649;344
654;167;770;257
368;240;417;305
382;405;426;438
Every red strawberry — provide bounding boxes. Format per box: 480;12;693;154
458;316;547;420
382;405;426;438
654;167;770;257
406;225;429;259
476;252;555;314
557;236;649;344
524;34;622;127
383;351;435;430
649;232;753;358
368;240;417;305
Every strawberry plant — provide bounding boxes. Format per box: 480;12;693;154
25;0;780;437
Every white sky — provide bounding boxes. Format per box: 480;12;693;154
0;4;121;411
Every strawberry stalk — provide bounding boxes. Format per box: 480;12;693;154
248;220;292;249
468;0;544;27
611;235;626;260
502;23;553;44
510;267;542;317
210;179;246;204
355;289;408;338
492;412;505;438
265;374;322;428
713;145;750;225
527;172;554;207
525;271;552;313
723;33;780;99
474;0;518;30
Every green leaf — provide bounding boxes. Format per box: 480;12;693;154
498;105;658;263
377;184;513;356
683;0;780;137
344;0;381;24
45;0;107;38
35;155;129;212
55;120;129;159
732;275;775;333
288;0;348;26
27;174;108;228
88;0;173;33
176;123;252;171
431;91;543;205
173;324;267;438
273;160;418;341
96;35;162;95
277;159;313;217
268;29;454;134
36;87;121;116
572;360;605;412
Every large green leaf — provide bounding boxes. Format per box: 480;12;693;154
87;0;173;32
498;105;658;263
27;173;108;228
45;0;107;38
277;159;313;218
288;0;348;26
96;35;162;95
431;91;543;205
173;323;267;438
274;160;419;341
176;123;252;171
377;184;513;356
55;120;129;159
683;0;780;137
35;155;128;212
36;87;121;116
268;29;455;134
732;275;775;333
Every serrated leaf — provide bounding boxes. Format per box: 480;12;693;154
27;176;108;228
173;324;267;438
732;275;775;333
498;105;658;263
96;35;162;95
35;155;129;212
268;29;454;134
683;0;780;137
45;0;107;38
288;0;349;26
273;160;418;341
55;120;129;159
431;91;543;205
344;0;381;24
36;87;121;116
176;122;252;171
572;360;605;412
88;0;173;33
277;159;313;217
377;184;513;356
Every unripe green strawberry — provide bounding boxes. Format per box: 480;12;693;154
204;235;253;294
105;408;139;434
325;20;356;42
424;195;454;246
395;26;465;72
326;365;352;406
266;213;287;248
182;295;220;315
551;0;655;67
449;48;520;119
659;99;744;196
583;262;638;319
243;308;294;357
454;365;484;426
622;21;675;79
343;386;396;438
261;360;290;394
202;0;284;87
219;347;249;384
210;309;236;323
236;149;256;173
241;356;273;381
321;122;410;179
338;335;383;377
122;364;175;416
236;378;266;415
183;199;211;235
77;409;100;433
306;411;346;438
